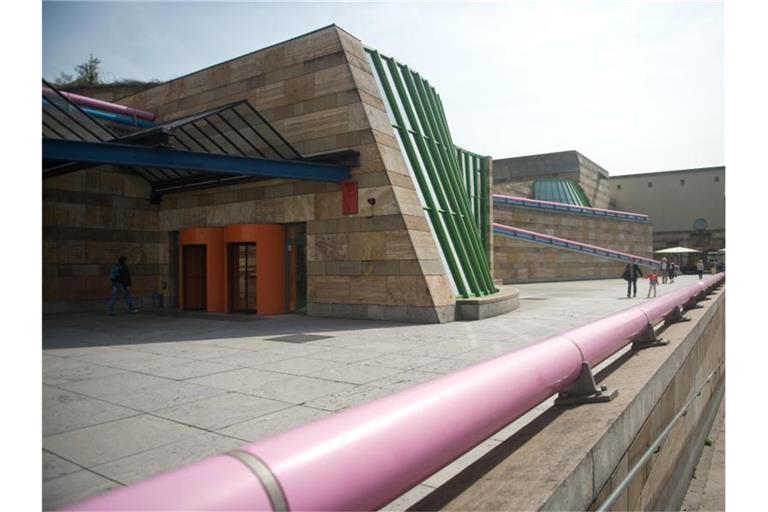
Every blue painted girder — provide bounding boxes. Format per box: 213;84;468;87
43;138;349;182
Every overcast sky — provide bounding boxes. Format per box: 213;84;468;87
43;1;723;175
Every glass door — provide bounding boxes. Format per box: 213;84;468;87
285;224;307;312
229;243;257;314
182;245;206;310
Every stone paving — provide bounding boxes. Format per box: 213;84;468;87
681;397;725;511
42;275;703;510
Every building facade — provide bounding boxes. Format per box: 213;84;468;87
491;151;654;284
493;150;612;209
43;25;502;322
610;167;725;257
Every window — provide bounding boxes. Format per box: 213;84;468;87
714;176;720;183
694;218;708;231
680;179;685;185
616;184;622;190
647;182;653;188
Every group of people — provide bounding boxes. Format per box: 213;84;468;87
622;256;708;299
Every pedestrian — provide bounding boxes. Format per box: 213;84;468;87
646;268;659;298
668;259;675;283
660;257;668;284
107;256;139;316
696;258;705;280
622;259;643;298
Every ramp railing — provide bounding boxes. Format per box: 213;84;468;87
68;274;725;512
494;222;660;268
494;194;650;223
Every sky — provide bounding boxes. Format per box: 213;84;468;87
42;1;724;175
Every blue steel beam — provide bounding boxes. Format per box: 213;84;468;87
43;139;349;182
80;107;155;128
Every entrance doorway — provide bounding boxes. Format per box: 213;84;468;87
182;245;206;310
229;243;257;313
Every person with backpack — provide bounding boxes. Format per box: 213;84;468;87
622;259;643;298
107;256;139;316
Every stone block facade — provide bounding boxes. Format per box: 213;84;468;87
493;150;611;209
43;25;456;322
43;168;165;312
493;206;654;283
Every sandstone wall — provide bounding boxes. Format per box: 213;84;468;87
493;206;654;283
44;25;456;321
43;168;165;312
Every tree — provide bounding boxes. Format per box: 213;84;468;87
53;72;73;85
72;54;101;86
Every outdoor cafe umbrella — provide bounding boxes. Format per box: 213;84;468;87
653;246;701;254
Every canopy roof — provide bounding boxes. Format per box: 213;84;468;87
654;246;702;254
42;79;350;199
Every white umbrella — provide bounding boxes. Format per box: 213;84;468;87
654;246;701;254
718;248;726;253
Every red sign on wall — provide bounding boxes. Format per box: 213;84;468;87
341;181;358;215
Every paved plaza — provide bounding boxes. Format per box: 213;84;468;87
43;276;703;510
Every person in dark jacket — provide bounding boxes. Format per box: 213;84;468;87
107;256;139;315
622;260;643;298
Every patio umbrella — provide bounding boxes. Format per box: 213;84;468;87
718;248;726;253
653;246;701;254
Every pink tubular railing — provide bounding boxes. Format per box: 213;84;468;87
67;273;725;511
493;193;650;221
43;86;156;121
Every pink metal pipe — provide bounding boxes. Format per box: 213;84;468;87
43;86;155;120
494;223;661;266
561;308;648;367
69;336;584;511
68;276;724;512
494;193;649;220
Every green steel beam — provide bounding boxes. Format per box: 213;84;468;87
398;64;489;295
480;156;491;255
366;48;496;297
412;70;495;293
367;49;470;298
385;57;481;295
415;74;495;292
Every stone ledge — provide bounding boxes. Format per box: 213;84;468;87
43;296;165;314
455;289;520;321
307;302;455;323
412;285;725;511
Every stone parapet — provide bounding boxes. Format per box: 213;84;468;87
493;204;654;283
413;285;725;511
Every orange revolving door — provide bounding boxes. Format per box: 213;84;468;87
179;224;285;315
229;243;257;314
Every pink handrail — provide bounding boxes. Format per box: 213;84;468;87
494;193;649;220
493;223;661;266
43;86;155;121
67;274;724;511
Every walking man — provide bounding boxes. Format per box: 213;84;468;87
108;256;139;315
697;258;705;280
660;257;668;284
623;259;643;298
